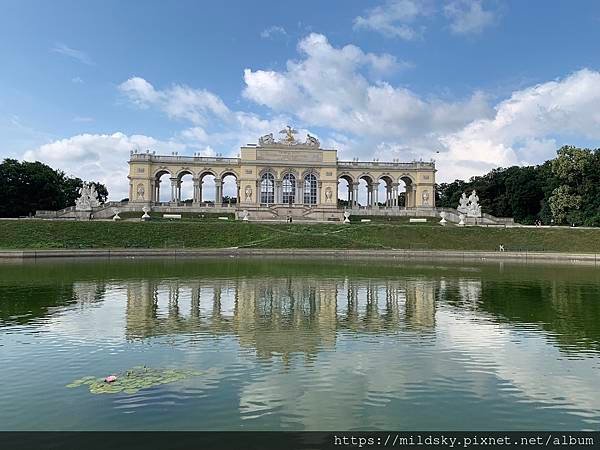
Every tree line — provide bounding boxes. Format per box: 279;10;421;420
2;147;598;225
0;159;108;218
436;146;600;226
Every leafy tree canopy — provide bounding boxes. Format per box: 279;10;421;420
436;146;599;226
0;159;109;218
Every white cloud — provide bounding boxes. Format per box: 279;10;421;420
260;25;287;39
51;43;94;65
353;0;431;40
71;76;84;84
444;0;498;35
119;76;293;152
244;33;490;142
354;0;500;39
119;77;230;125
24;133;183;200
438;69;600;180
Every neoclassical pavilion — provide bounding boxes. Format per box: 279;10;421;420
128;127;436;221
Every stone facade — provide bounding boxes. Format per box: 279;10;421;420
127;130;436;221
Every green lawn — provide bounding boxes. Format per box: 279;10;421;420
1;220;600;253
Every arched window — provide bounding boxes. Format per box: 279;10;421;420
304;173;317;205
260;172;275;204
282;173;296;205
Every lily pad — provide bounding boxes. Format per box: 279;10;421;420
67;366;203;394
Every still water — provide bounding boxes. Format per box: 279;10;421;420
0;258;599;431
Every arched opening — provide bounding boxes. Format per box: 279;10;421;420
200;172;216;205
222;172;238;206
398;176;414;208
282;173;296;205
154;170;171;203
177;171;194;204
303;173;317;205
260;172;275;205
357;175;374;207
378;176;394;208
337;175;353;208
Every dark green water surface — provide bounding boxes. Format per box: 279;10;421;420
1;257;599;430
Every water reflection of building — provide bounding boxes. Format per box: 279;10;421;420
72;282;106;305
405;279;436;329
122;277;439;359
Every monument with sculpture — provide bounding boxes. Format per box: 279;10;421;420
38;126;514;225
125;125;440;222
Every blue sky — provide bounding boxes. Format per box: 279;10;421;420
1;0;600;199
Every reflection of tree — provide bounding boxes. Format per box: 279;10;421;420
444;278;600;353
0;284;75;325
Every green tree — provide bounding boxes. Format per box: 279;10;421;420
0;159;109;217
549;185;582;225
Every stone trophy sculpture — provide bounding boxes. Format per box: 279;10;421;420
457;190;482;218
75;182;99;211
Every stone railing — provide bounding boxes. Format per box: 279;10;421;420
129;153;240;165
337;160;435;170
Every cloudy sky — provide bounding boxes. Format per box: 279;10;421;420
2;0;600;199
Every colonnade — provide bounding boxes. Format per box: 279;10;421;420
345;181;412;208
153;176;240;205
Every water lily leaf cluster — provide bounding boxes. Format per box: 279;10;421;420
66;366;203;394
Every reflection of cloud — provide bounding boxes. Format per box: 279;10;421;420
45;284;126;343
437;310;600;420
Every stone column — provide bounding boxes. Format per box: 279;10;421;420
352;182;359;208
407;185;414;208
192;177;201;205
297;179;303;205
170;178;178;204
317;181;322;206
275;180;282;204
214;178;222;206
392;183;399;208
373;184;379;209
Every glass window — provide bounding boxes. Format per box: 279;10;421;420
282;173;296;205
260;172;274;204
304;173;317;205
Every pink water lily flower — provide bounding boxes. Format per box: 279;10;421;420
104;375;117;383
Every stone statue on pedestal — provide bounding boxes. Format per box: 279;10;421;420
75;182;100;211
467;190;481;217
457;190;482;218
457;193;469;214
258;133;275;146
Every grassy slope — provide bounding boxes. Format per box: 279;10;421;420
1;220;600;253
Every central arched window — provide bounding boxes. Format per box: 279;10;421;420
260;172;275;204
304;173;317;205
282;173;296;205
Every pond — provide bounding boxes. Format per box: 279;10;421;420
0;257;599;431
